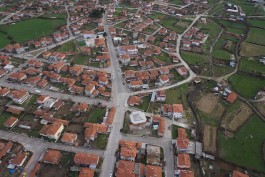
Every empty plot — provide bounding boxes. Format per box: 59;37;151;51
196;94;219;114
203;125;217;154
221;102;253;131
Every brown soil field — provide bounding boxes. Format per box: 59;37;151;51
196;94;219;114
203;125;217;154
221;103;252;131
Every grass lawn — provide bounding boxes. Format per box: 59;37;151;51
218;115;265;173
157;52;173;64
165;83;189;107
55;40;78;52
181;51;207;65
239;58;265;75
0;112;15;128
85;108;106;123
135;96;150;112
0;18;65;43
0;31;11;48
229;74;265;98
245;27;265;46
90;134;108;149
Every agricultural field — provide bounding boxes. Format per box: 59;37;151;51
221;100;252;132
0;18;66;44
229;74;265;99
203;125;217;154
240;42;265;57
195;94;225;127
247;18;265;29
219;115;265;173
181;51;208;65
212;65;234;77
245;27;265;46
239;58;265;75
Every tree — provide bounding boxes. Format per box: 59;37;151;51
89;8;105;18
103;32;107;38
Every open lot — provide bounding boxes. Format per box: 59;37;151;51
196;94;225;127
219;115;265;173
247;18;265;29
181;51;208;65
84;107;106;123
196;94;219;114
245;27;265;46
240;42;265;57
0;18;65;43
38;164;68;177
54;40;78;52
221;100;253;132
203;125;217;154
239;58;265;75
229;74;265;99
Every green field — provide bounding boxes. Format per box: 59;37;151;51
230;74;265;98
165;83;189;107
135;96;150;112
247;19;265;29
245;27;265;46
85;108;106;123
217;20;246;29
226;27;245;35
0;31;11;48
219;115;265;173
240;42;265;57
239;58;265;75
0;18;66;44
181;51;208;65
55;40;78;52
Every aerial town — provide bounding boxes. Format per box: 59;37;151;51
0;0;265;177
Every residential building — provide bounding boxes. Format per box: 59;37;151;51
8;89;30;104
43;149;62;164
74;152;99;169
177;153;191;169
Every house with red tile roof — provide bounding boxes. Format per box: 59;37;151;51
84;123;108;141
226;91;237;103
161;104;184;119
232;170;249;177
8;89;30;104
177;153;191;169
74;152;99;169
4;117;18;128
61;132;77;145
11;152;28;167
43;149;62;164
79;168;95;177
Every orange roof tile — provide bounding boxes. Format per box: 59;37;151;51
43;149;62;164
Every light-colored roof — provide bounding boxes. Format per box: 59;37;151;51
129;111;147;124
